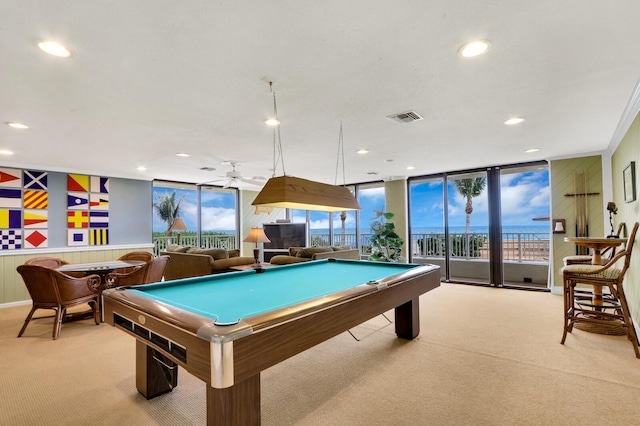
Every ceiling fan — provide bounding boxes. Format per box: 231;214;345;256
199;161;267;188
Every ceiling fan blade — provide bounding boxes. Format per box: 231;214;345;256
241;177;266;187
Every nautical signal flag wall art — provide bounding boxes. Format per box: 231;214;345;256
0;168;115;250
0;168;49;250
67;174;110;247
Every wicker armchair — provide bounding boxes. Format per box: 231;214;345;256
105;255;169;288
117;251;155;273
24;256;69;268
16;264;101;340
560;222;639;358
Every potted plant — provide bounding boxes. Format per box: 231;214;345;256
369;210;404;262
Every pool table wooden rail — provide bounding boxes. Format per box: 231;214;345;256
103;262;441;426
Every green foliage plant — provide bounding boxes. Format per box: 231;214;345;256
369;210;404;262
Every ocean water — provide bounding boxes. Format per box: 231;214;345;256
312;225;550;235
205;225;550;235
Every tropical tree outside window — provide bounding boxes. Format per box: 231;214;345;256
453;177;487;234
152;181;238;253
153;190;185;236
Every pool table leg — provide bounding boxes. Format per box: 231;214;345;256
206;373;261;426
395;297;420;339
136;340;178;399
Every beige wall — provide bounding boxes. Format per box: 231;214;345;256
384;179;409;262
611;111;640;326
1;245;154;305
239;190;285;259
549;155;604;288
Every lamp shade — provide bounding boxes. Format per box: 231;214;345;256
243;227;271;244
252;176;361;212
168;218;188;232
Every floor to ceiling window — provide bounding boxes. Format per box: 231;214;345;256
499;163;550;287
287;186;360;249
152;181;238;254
409;161;549;289
447;170;491;284
356;182;386;255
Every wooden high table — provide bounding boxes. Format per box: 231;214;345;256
563;236;626;266
563;236;626;335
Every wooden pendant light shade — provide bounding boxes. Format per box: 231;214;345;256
252;176;361;212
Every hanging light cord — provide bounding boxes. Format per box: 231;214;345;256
334;121;346;186
270;82;286;177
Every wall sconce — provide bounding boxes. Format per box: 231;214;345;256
552;219;566;234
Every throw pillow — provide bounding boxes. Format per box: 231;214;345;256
296;247;332;258
167;244;190;253
289;247;303;257
187;247;230;260
227;249;240;258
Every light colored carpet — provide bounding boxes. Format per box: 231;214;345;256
2;283;640;425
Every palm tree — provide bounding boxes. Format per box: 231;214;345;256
454;178;486;234
153;190;185;236
340;211;347;245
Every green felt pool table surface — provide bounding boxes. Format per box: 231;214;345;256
129;259;419;324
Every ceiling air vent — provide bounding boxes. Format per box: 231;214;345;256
386;111;423;123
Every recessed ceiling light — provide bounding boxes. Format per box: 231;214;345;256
357;149;369;154
0;149;14;156
6;122;29;129
265;118;280;126
37;41;72;58
175;152;190;157
504;117;526;125
459;40;490;58
524;148;539;153
137;166;147;171
406;166;415;170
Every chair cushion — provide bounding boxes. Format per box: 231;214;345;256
227;249;240;258
166;244;190;253
562;264;621;280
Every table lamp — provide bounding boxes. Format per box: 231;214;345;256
243;227;271;265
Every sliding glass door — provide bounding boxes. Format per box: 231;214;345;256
499;164;550;288
409;161;550;288
446;171;490;284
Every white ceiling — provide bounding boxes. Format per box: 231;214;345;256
2;1;640;188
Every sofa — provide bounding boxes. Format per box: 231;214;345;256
160;245;256;280
269;246;360;265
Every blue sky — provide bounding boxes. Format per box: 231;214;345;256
410;170;550;230
152;185;236;232
153;169;549;233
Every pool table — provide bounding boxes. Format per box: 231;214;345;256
102;258;440;425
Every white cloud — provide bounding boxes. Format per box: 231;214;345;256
201;206;236;230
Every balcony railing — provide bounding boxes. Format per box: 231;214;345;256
153;231;548;262
311;232;549;262
411;232;549;262
152;234;237;256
